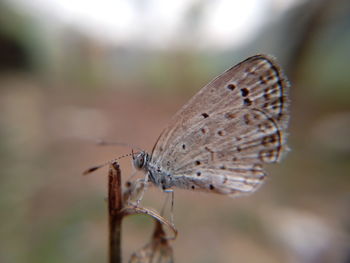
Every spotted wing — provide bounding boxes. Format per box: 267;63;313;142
150;54;290;196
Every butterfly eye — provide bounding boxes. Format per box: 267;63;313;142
133;152;148;169
137;157;144;168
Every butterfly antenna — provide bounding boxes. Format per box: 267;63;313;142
82;152;138;175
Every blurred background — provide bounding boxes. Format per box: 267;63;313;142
0;0;349;262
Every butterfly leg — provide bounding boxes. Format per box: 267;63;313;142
125;169;138;185
123;178;145;206
135;172;150;206
160;190;170;215
162;189;175;226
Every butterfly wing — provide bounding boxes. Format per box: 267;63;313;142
150;54;290;196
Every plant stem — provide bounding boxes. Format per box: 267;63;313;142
108;162;123;263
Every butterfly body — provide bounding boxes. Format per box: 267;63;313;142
133;54;290;197
134;151;177;190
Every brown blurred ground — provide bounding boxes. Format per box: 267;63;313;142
0;0;349;263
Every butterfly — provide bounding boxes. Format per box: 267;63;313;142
136;54;289;197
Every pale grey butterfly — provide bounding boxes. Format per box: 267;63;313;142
132;54;290;197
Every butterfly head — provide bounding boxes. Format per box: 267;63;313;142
132;151;150;170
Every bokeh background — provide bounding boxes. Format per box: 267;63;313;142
0;0;349;262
